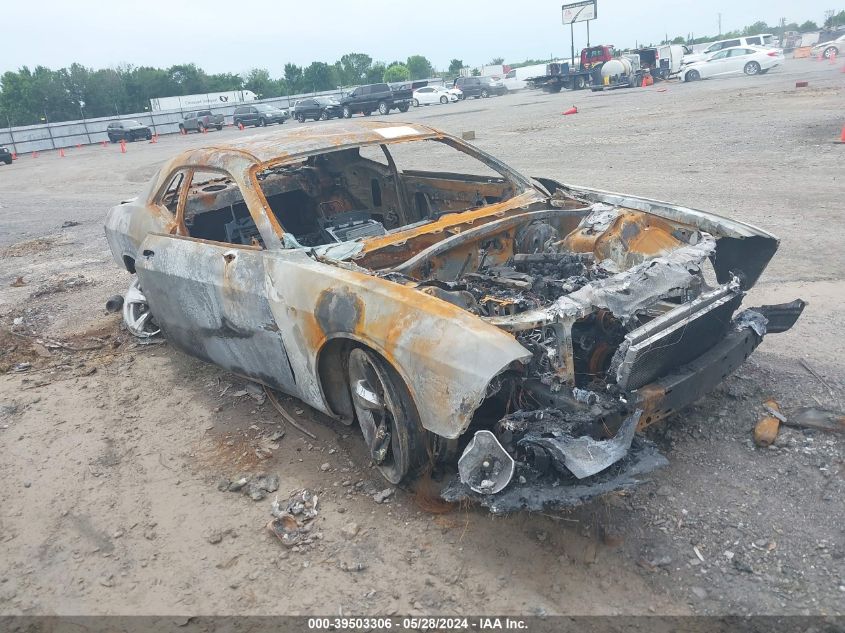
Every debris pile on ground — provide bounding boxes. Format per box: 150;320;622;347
266;489;320;548
217;472;279;501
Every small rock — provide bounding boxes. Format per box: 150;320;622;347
216;478;231;492
691;586;707;600
338;560;367;572
320;463;331;472
341;523;360;540
228;477;250;492
98;575;114;588
373;488;394;504
23;482;31;488
207;531;224;545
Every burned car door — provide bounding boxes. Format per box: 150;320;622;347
133;169;297;392
135;236;296;392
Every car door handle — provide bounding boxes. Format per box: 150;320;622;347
142;249;154;258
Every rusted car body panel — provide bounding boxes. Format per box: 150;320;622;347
104;121;804;512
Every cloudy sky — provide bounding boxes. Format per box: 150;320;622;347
2;0;834;75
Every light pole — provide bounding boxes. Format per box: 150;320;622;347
42;100;55;150
143;105;157;137
4;112;18;156
79;100;91;145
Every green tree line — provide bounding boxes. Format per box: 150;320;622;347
0;53;438;126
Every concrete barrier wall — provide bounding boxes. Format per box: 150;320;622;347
0;90;345;154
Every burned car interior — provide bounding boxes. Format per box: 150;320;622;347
177;138;519;249
107;123;805;514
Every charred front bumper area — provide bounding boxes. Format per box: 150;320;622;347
388;199;806;512
443;299;804;513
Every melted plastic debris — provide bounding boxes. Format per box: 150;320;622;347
441;437;667;514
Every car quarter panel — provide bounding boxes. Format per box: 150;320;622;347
262;250;532;439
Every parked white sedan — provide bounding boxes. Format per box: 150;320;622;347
412;86;458;106
680;46;784;82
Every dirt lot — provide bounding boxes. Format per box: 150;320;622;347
1;58;843;618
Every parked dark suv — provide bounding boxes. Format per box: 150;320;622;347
106;120;152;142
292;97;343;122
0;146;12;165
339;83;412;118
453;76;508;99
232;104;288;127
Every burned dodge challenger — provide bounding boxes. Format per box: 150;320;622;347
104;121;804;512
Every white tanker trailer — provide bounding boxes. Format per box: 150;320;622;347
590;54;644;91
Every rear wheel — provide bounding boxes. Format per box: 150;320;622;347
377;101;389;115
439;95;448;104
574;76;586;90
685;69;701;82
258;118;266;127
319;110;329;121
123;278;161;339
197;122;205;133
145;131;152;140
823;46;837;59
481;88;489;98
398;103;409;112
347;348;429;484
297;112;306;123
744;61;761;76
343;106;352;119
412;98;419;107
363;110;372;116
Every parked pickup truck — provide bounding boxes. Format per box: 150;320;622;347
339;83;412;118
179;110;224;133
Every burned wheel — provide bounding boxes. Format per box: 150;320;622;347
347;348;427;484
123;277;160;338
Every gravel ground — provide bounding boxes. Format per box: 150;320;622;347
0;58;842;617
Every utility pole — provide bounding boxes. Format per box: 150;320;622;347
718;13;722;36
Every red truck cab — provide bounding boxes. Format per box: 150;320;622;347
581;45;614;70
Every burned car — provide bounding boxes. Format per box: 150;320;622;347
104;121;804;512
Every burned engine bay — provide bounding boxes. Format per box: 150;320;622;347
355;196;803;513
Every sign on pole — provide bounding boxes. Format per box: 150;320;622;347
561;0;597;24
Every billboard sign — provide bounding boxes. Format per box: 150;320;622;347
562;0;597;24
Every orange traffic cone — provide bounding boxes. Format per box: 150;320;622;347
238;122;244;131
830;51;838;64
836;124;845;144
202;126;208;134
75;144;81;149
11;152;16;160
59;148;65;157
150;134;157;144
120;139;126;154
562;106;578;115
32;151;39;158
101;140;107;147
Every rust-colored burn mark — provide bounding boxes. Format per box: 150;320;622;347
634;383;668;430
562;209;688;263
